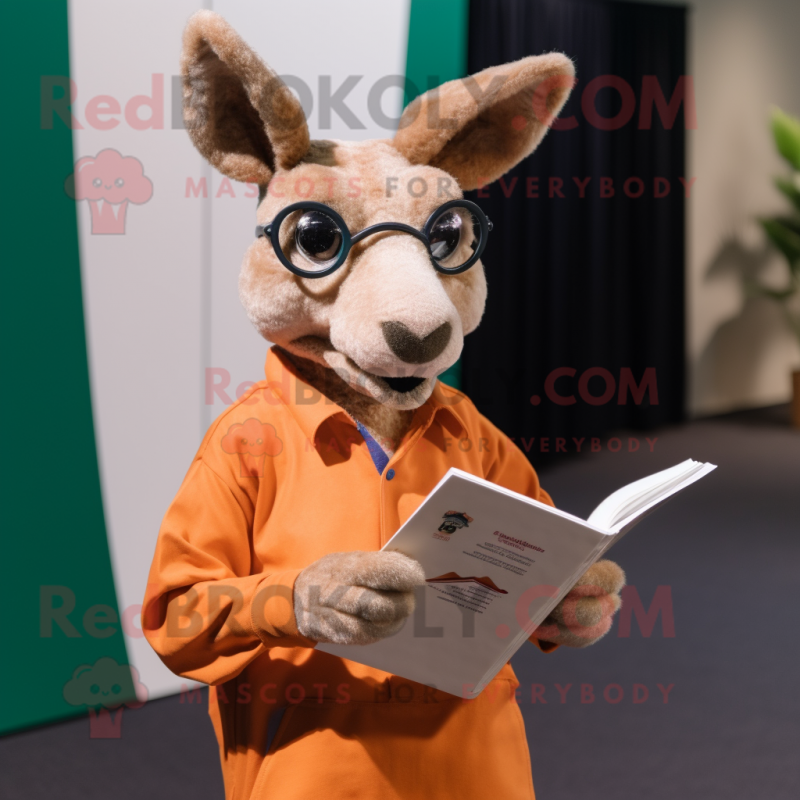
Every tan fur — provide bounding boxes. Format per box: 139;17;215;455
181;11;309;183
535;560;626;648
293;550;425;645
572;558;626;596
393;54;576;190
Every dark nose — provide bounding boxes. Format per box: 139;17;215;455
381;321;452;364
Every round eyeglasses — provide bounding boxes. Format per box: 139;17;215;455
255;199;493;279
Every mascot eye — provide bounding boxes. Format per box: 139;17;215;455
295;211;343;266
115;178;125;188
92;178;102;188
429;210;463;262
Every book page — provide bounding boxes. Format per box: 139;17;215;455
587;459;716;531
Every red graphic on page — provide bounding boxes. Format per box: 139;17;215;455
427;572;508;594
221;418;283;477
66;149;153;234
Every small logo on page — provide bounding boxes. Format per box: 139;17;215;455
434;510;473;540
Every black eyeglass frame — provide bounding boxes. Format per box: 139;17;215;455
255;199;493;279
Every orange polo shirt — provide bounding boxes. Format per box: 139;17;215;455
143;347;555;800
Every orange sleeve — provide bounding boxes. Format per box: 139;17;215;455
481;420;559;653
142;459;313;686
482;421;554;508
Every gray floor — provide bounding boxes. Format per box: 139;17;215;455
2;406;798;799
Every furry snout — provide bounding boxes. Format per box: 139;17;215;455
328;235;465;380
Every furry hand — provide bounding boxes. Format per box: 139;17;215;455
293;551;425;645
533;560;625;648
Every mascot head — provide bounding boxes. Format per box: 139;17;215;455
182;11;574;410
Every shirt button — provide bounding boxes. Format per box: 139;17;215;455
386;468;395;480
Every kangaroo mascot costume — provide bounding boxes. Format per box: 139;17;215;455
144;11;625;800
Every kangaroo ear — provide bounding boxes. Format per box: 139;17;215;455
393;54;575;191
181;11;309;184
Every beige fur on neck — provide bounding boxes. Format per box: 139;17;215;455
279;347;414;459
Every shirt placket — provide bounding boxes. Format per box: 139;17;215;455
378;407;438;546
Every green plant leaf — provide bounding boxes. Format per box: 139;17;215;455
784;309;800;347
760;216;800;268
775;176;800;216
771;107;800;171
747;280;797;302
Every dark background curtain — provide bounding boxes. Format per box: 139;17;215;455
462;0;688;467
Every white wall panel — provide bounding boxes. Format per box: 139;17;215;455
70;0;209;698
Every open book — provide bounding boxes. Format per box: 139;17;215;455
317;459;716;698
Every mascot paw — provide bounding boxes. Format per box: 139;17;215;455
533;560;625;648
293;550;425;645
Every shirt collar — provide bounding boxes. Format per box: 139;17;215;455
264;347;467;444
427;376;468;436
